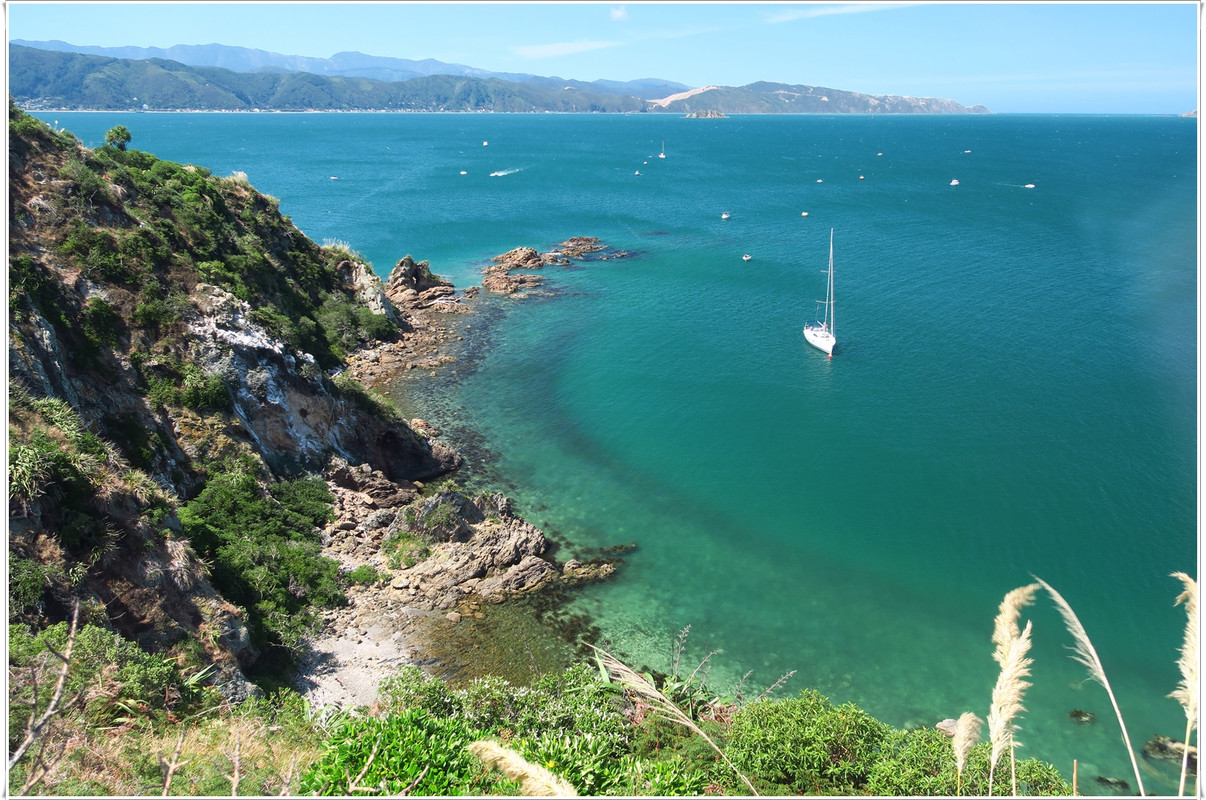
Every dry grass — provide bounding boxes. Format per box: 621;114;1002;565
468;740;578;797
588;643;759;795
952;711;982;796
987;619;1034;796
11;713;322;796
1169;572;1198;797
1035;576;1145;796
985;583;1040;796
992;583;1039;667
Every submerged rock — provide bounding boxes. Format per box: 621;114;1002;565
1144;735;1197;774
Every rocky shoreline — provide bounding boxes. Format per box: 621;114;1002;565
290;239;627;708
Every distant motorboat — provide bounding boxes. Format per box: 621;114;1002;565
803;229;837;357
721;211;731;220
635;170;641;175
950;179;960;186
1024;183;1036;189
329;176;339;180
742;254;752;262
801;211;809;217
659;141;666;159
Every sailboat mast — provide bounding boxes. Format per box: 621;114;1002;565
828;228;835;336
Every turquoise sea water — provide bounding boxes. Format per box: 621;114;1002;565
43;112;1197;791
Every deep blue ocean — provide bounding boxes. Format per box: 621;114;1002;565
41;111;1198;792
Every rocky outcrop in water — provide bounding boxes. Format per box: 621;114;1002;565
483;237;631;295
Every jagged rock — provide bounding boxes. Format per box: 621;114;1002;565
336;259;402;325
325;458;420;508
560;559;616;587
476;555;558;601
384;255;455;309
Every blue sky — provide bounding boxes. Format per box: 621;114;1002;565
6;2;1200;113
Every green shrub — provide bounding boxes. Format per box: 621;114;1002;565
377;665;461;718
178;470;342;650
514;731;625;795
8;558;47;616
865;727;1072;797
379;663;629;753
80;297;123;354
724;689;889;794
8;622;185;739
345;564;381;586
298;708;515;796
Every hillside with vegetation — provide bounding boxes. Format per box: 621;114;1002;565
9;43;989;114
8;104;1190;797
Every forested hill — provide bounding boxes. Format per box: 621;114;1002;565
9;43;990;114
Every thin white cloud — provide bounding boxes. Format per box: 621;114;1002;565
610;5;629;22
764;3;920;25
512;40;623;59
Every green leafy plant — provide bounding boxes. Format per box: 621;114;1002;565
724;688;889;795
298;708;512;796
178;471;341;650
345;564;382;586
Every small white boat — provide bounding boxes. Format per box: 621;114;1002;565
803;229;837;357
1024;183;1035;189
801;211;809;217
950;179;960;186
635;170;641;175
659;141;666;159
459;170;467;175
721;211;731;220
742;254;752;262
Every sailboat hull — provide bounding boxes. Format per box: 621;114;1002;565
804;326;835;355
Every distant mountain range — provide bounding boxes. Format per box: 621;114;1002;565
8;41;990;114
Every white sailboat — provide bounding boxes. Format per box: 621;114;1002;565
803;229;837;357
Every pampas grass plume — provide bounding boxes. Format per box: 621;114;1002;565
1035;575;1145;796
1169;572;1198;797
992;583;1040;667
987;620;1033;795
952;711;982;795
467;740;577;797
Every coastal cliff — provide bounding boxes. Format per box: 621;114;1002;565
6;103;608;704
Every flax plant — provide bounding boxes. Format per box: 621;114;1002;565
1168;572;1198;797
952;711;982;796
1034;576;1144;796
588;644;759;795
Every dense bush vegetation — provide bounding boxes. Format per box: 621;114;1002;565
178;468;342;651
9;103;397;374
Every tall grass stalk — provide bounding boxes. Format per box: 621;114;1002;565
987;619;1034;796
467;740;577;797
1034;576;1144;796
1169;572;1198;797
588;644;759;796
952;711;982;796
989;582;1039;793
992;584;1040;666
